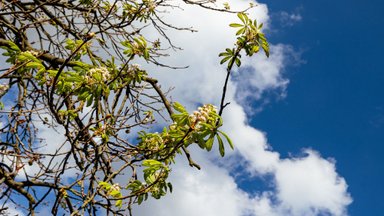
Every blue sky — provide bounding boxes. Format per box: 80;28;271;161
254;0;384;215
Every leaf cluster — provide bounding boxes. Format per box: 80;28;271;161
219;13;270;69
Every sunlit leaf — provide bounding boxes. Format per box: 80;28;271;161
218;130;234;149
173;102;187;113
229;23;243;28
217;134;225;157
115;199;122;208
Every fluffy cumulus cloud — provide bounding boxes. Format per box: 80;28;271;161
134;0;352;215
135;154;253;216
275;151;352;216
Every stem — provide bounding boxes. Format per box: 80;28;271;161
218;46;242;117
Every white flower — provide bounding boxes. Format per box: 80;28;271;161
87;67;111;82
109;183;121;193
0;84;9;97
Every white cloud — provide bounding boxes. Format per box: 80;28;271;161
278;11;303;27
275;150;352;216
0;202;25;216
133;0;352;216
134;150;283;216
134;154;253;216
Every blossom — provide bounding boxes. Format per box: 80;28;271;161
87;67;111;83
0;84;9;97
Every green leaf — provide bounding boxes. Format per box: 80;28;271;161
229;23;243;28
110;190;121;197
235;58;241;67
196;136;206;149
173;102;187;113
217;134;225;157
225;48;233;54
237;13;246;24
5;41;20;52
220;56;231;65
115;199;122;208
205;135;214;151
218;130;234;149
142;159;162;167
219;52;230;57
25;62;43;69
228;57;235;68
77;91;90;100
258;33;270;57
138;194;144;205
86;94;94;107
167;182;173;193
253;20;258;28
252;45;260;53
261;42;269;57
236;27;246;35
99;181;111;190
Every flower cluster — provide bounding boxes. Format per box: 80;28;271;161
30;50;39;56
189;104;218;129
128;64;141;73
109;183;121;194
142;132;164;152
86;67;111;83
143;0;157;12
0;84;9;97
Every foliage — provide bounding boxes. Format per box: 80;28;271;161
0;0;268;215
